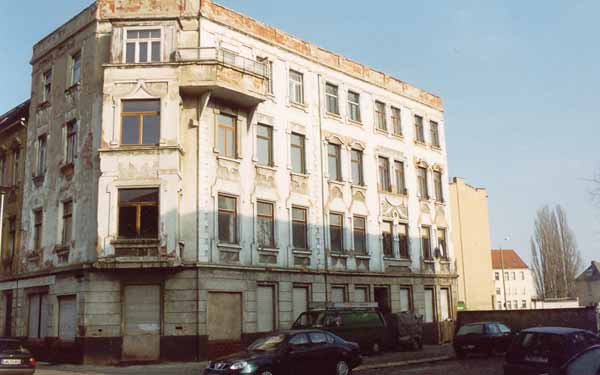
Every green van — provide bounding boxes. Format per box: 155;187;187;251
291;305;395;354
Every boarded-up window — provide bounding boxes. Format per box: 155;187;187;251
354;286;369;303
208;292;242;341
58;295;77;340
331;287;346;303
257;286;275;333
292;286;309;325
124;285;160;336
400;287;412;312
424;288;435;323
28;293;48;339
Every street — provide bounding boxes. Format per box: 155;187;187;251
359;358;503;375
33;357;503;375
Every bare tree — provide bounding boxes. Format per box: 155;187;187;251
531;205;582;299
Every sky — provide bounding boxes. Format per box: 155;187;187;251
0;1;598;269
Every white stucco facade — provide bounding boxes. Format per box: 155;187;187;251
493;267;537;310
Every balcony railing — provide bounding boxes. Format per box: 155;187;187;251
176;47;268;77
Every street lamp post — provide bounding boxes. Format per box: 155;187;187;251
499;236;510;310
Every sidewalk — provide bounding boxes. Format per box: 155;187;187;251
36;345;454;375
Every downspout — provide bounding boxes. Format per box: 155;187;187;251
316;74;328;303
454;183;467;309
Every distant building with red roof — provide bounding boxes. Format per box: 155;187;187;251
491;249;537;311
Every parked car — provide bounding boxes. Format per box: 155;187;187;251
555;344;600;375
453;321;514;358
292;305;394;354
0;338;36;375
388;311;424;350
203;330;362;375
504;327;600;375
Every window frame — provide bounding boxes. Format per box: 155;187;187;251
289;69;305;105
350;149;364;186
120;99;161;146
353;216;367;255
256;124;273;166
327;143;342;182
117;188;160;240
394;161;406;195
437;228;448;259
33;209;43;251
216;113;238;158
42;69;52;103
0;155;5;186
218;194;238;245
70;51;82;86
35;135;47;178
7;217;16;257
11;148;20;186
256;200;275;249
398;222;409;259
124;28;162;64
329;212;344;253
399;286;414;312
325;82;340;115
414;115;425;143
378;156;391;192
391;107;402;136
347;91;361;123
66;119;78;165
382;220;394;258
417;166;429;199
290;133;306;174
375;101;387;131
434;170;444;203
421;225;432;260
430;121;440;148
291;206;308;250
62;200;73;246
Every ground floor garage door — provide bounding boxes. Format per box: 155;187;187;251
207;292;242;358
122;285;161;362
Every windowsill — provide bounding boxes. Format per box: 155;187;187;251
111;238;160;245
391;133;404;140
423;258;435;263
216;155;241;164
378;188;394;194
218;243;242;251
37;101;50;110
290;171;309;178
414;140;428;147
289;101;308;112
257;247;279;254
99;145;184;154
431;145;442;152
292;249;311;256
384;257;411;262
375;128;388;136
419;197;431;203
330;252;349;258
351;184;367;190
346;118;363;127
255;164;277;172
64;82;81;94
328;179;345;186
60;162;75;177
439;258;451;264
354;254;371;259
33;175;45;187
53;244;71;256
325;112;342;121
434;200;446;206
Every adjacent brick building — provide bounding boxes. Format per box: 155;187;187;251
1;0;457;363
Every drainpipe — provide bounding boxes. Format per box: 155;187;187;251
0;189;5;259
316;74;328;303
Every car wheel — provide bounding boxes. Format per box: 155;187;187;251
370;341;381;355
335;360;350;375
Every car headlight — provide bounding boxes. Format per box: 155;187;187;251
230;361;248;370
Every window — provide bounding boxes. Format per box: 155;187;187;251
125;29;161;63
399;287;413;312
289;333;310;347
331;286;346;303
415;115;425;143
440;288;451;321
424;288;435;323
430;121;440;148
327;143;341;181
398;223;409;258
512;272;516;280
521;271;525;280
292;207;307;249
36;135;47;178
437;228;447;259
289;70;304;104
434;171;444;203
353;216;366;254
507;288;511;296
217;113;237;158
218;195;237;244
495;272;500;281
118;188;159;239
354;286;369;303
521;300;527;309
42;69;52;102
257;57;273;94
496;288;501;295
121;100;160;145
7;217;16;257
257;201;275;248
256;124;273;166
506;301;511;310
0;156;5;186
62;200;73;246
391;107;402;136
308;331;328;345
11;149;20;186
70;51;81;86
417;166;429;199
28;293;48;339
504;271;509;281
378;157;391;192
347;91;361;122
325;83;339;114
375;101;386;131
421;226;432;259
66;120;78;165
394;161;406;194
329;213;343;252
497;301;502;310
382;221;393;257
33;210;43;251
350;149;364;186
290;133;306;174
513;300;518;309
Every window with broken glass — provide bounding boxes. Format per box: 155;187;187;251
118;188;159;239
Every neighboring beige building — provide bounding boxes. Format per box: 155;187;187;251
492;249;537;310
450;177;494;310
2;0;457;364
575;261;600;307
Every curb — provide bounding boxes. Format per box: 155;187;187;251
354;355;452;372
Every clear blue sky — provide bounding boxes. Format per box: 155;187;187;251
1;1;598;268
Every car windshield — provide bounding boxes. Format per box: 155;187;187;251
293;312;325;328
457;324;484;336
248;334;286;352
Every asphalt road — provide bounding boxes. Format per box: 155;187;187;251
358;357;504;375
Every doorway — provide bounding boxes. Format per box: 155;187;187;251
374;286;391;313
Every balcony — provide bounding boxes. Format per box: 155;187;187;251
176;48;269;107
